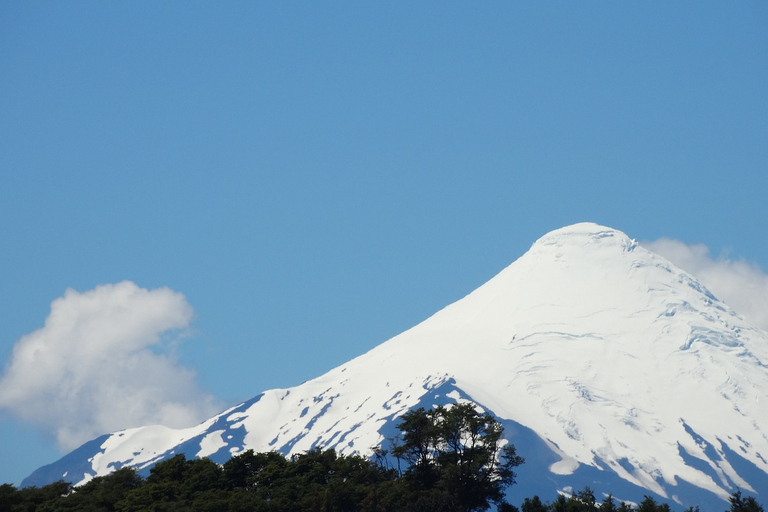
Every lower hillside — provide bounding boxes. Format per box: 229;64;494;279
1;449;763;512
3;406;764;512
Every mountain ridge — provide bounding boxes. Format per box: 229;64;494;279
24;223;768;509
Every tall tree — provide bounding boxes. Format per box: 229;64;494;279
728;491;765;512
392;403;524;512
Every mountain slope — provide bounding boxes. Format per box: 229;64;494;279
24;223;768;509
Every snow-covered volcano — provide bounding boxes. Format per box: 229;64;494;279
24;223;768;509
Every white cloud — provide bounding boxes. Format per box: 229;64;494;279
0;281;221;451
643;238;768;331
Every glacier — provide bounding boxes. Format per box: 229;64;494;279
23;223;768;509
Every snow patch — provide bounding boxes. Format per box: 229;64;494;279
197;430;227;458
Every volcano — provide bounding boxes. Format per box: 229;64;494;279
24;223;768;509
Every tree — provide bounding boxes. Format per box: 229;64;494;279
222;449;287;490
49;467;141;511
392;403;524;512
0;484;21;512
598;494;618;512
17;481;71;512
521;495;547;512
729;491;764;512
569;488;597;512
637;496;671;512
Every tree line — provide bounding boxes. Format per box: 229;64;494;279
0;404;763;512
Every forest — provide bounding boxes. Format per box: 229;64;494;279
1;405;763;512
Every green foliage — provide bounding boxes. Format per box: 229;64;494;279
114;455;227;511
598;494;618;512
39;467;141;511
549;493;568;512
392;403;524;512
0;484;22;512
637;496;672;512
567;487;596;512
0;481;71;512
222;449;287;490
528;489;633;512
521;495;548;512
728;491;765;512
1;466;764;512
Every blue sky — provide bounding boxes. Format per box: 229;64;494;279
1;2;767;485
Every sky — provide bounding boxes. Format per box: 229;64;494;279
1;2;766;486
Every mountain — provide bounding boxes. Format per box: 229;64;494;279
23;223;768;509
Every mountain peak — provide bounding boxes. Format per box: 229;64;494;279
536;221;627;240
528;222;639;260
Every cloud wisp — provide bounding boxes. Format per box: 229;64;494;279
0;281;221;451
643;238;768;332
